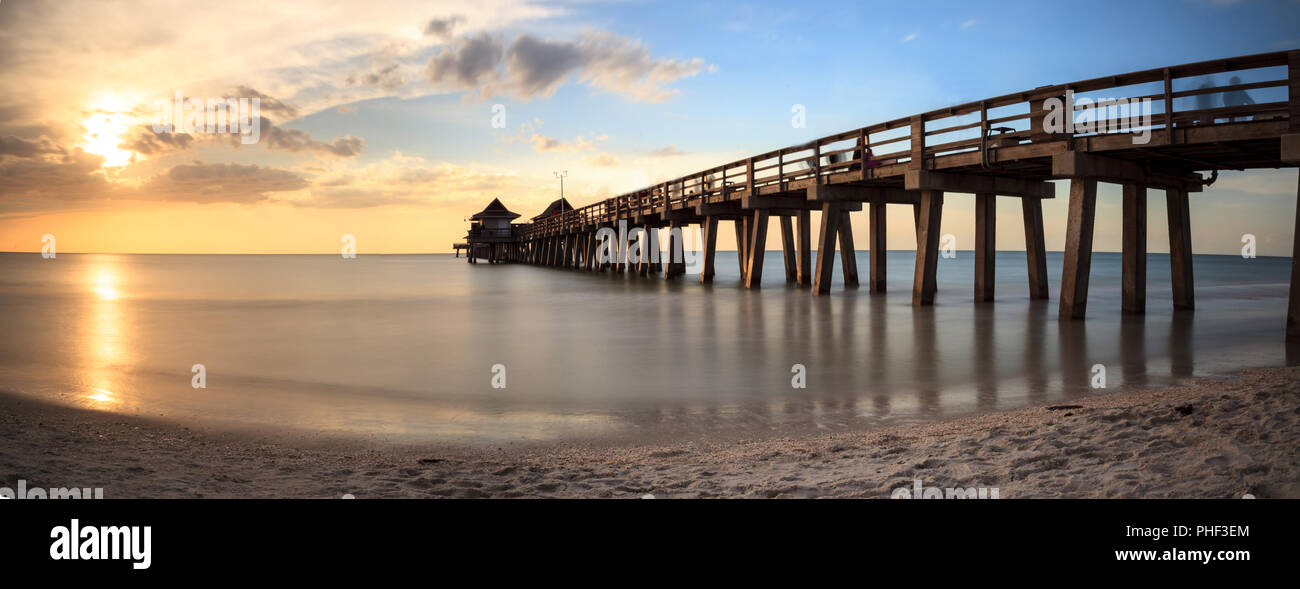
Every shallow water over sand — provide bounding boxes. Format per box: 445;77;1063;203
0;251;1292;444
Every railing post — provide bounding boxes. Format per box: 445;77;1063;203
909;114;925;169
747;157;755;197
812;141;821;183
858;128;869;180
777;150;785;192
1164;68;1175;144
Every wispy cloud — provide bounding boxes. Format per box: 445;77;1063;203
902;32;918;43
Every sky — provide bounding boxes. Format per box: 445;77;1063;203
1;0;1298;255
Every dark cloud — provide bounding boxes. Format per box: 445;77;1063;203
424;15;465;40
505;34;588;97
424;31;710;101
0;149;115;211
348;63;404;92
254;117;365;157
426;32;504;88
145;161;308;204
119;125;195;156
116;115;364;158
0;134;64;158
230;86;300;120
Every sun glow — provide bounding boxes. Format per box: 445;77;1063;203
80;93;138;168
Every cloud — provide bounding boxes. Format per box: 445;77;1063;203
583;153;618;167
427;32;506;89
426;30;711;102
424;15;465;40
253;118;365;156
145;161;309;204
302;161;517;208
646;145;686;157
118;114;365;158
0;149;114;209
0;134;65;158
527;133;596;153
902;32;918;43
960;19;978;29
230;85;301;120
119;126;196;156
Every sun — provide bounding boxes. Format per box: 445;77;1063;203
80;93;138;168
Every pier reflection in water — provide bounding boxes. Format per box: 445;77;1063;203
0;251;1284;444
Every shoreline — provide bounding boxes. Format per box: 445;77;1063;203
1;366;1296;498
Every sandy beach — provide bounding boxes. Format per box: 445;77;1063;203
2;366;1296;499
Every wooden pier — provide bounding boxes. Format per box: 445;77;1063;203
461;51;1300;338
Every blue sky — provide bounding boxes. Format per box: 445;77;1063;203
1;0;1297;253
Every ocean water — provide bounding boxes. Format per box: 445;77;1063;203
0;251;1293;445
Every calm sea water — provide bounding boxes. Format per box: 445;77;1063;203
0;251;1293;444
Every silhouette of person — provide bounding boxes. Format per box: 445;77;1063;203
1194;77;1217;126
1222;75;1255;122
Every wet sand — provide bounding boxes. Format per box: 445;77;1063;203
1;366;1296;499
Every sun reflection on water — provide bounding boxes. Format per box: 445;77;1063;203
81;259;132;408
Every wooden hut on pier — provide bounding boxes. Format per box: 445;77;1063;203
463;198;520;263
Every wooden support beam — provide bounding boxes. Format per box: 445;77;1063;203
1122;184;1147;314
807;183;914;204
744;210;770;288
974;192;996;302
741;195;818;210
734;218;748;279
813;202;842;295
1059;178;1098;320
1289;172;1300;339
637;226;651;275
905;169;1054;199
779;215;797;282
869;200;887;293
1022;197;1049;299
1052;152;1203;193
912;202;921;248
837;210;859;287
666;223;685;278
797;210;812;286
701;217;719;283
912;190;944;305
1166;188;1195;310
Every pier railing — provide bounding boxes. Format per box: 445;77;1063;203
515;50;1293;240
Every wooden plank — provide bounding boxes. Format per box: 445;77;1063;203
837;210;859;287
797;210;812;286
869;200;887;293
1166;188;1195;310
974;192;996;302
912;191;943;305
745;210;770;288
813;202;841;295
1122;184;1147;314
1059;178;1098;320
779;215;797;282
1022;198;1049;299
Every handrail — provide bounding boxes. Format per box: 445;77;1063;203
505;50;1293;239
